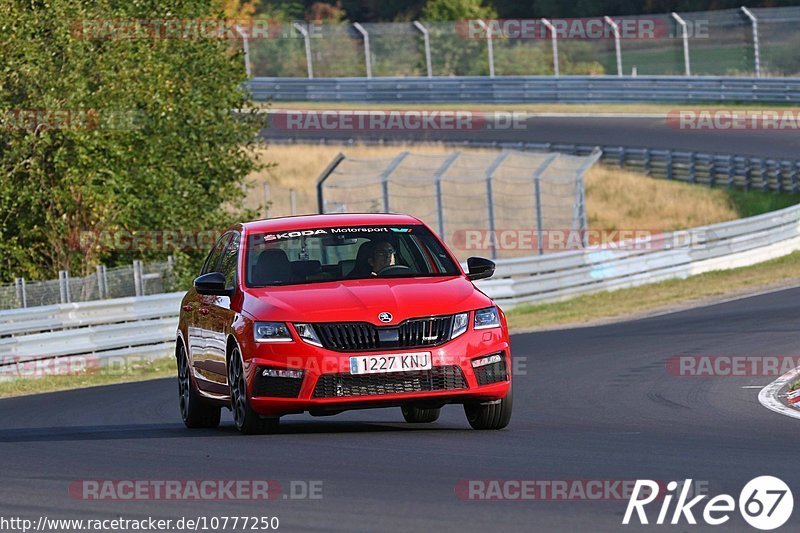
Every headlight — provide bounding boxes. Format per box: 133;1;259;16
254;322;293;343
451;312;469;339
293;323;322;347
474;306;501;329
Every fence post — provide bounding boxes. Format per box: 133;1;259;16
15;278;27;308
689;152;697;183
413;21;433;78
293;22;314;79
233;25;252;78
353;23;372;78
316;153;346;214
433;151;461;238
133;260;143;297
96;265;105;299
671;13;691;76
379;151;410;213
290;188;297;215
793;162;800;194
727;156;735;188
484;151;511;260
531;154;558;255
603;16;623;76
476;20;495;77
574;149;602;248
58;270;71;304
741;7;761;78
541;18;559;76
643;148;651;176
744;158;753;190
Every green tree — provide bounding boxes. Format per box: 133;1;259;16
422;0;497;20
0;0;265;283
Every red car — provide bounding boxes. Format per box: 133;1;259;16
176;213;512;434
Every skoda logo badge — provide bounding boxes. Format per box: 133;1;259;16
378;312;393;323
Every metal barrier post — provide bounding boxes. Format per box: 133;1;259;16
741;7;761;78
604;17;623;76
413;21;433;78
379;152;410;212
433;151;461;238
293;23;314;79
290;189;297;215
477;20;495;77
541;18;559;76
15;278;26;308
574;149;603;248
96;265;105;299
353;23;372;79
484;151;511;259
133;260;143;297
58;270;71;304
671;13;691;76
316;153;346;213
233;25;252;78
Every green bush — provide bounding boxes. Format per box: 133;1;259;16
0;0;266;284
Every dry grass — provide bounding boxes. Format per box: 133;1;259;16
585;165;739;231
245;144;739;231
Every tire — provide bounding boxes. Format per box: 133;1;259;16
464;386;512;430
177;343;221;429
401;405;441;423
228;346;280;435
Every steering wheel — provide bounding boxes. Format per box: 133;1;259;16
376;265;411;276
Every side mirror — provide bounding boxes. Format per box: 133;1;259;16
466;257;495;281
194;272;232;296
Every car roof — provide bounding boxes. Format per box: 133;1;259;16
242;213;424;233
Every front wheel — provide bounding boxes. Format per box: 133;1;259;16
464;386;512;430
401;405;440;423
177;343;221;429
228;347;279;435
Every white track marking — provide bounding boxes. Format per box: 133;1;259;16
758;366;800;419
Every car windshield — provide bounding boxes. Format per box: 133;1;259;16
246;224;460;287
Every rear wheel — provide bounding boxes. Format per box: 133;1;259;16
464;386;512;430
401;405;441;423
177;343;221;429
228;346;279;435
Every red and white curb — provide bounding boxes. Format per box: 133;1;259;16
758;365;800;420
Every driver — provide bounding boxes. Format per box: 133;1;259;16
367;239;396;275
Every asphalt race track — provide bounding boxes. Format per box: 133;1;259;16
2;287;799;532
261;114;800;160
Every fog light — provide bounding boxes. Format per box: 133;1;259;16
471;353;502;368
261;368;304;379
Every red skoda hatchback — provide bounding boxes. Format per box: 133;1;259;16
176;213;512;434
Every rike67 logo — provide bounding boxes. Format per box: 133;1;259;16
624;476;793;530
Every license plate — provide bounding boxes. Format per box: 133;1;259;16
349;352;432;375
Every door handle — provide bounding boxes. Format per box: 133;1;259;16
198;308;210;315
182;305;194;312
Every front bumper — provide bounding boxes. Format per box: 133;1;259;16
241;326;512;416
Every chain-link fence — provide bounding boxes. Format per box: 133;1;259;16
247;6;800;78
0;260;175;310
317;149;601;260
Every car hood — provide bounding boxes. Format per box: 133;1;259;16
243;276;491;324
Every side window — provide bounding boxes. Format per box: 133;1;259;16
220;232;240;290
201;233;231;275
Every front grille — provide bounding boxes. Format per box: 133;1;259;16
474;356;508;386
312;365;467;398
313;315;454;352
252;373;303;398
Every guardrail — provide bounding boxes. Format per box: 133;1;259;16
476;202;800;307
248;76;800;104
